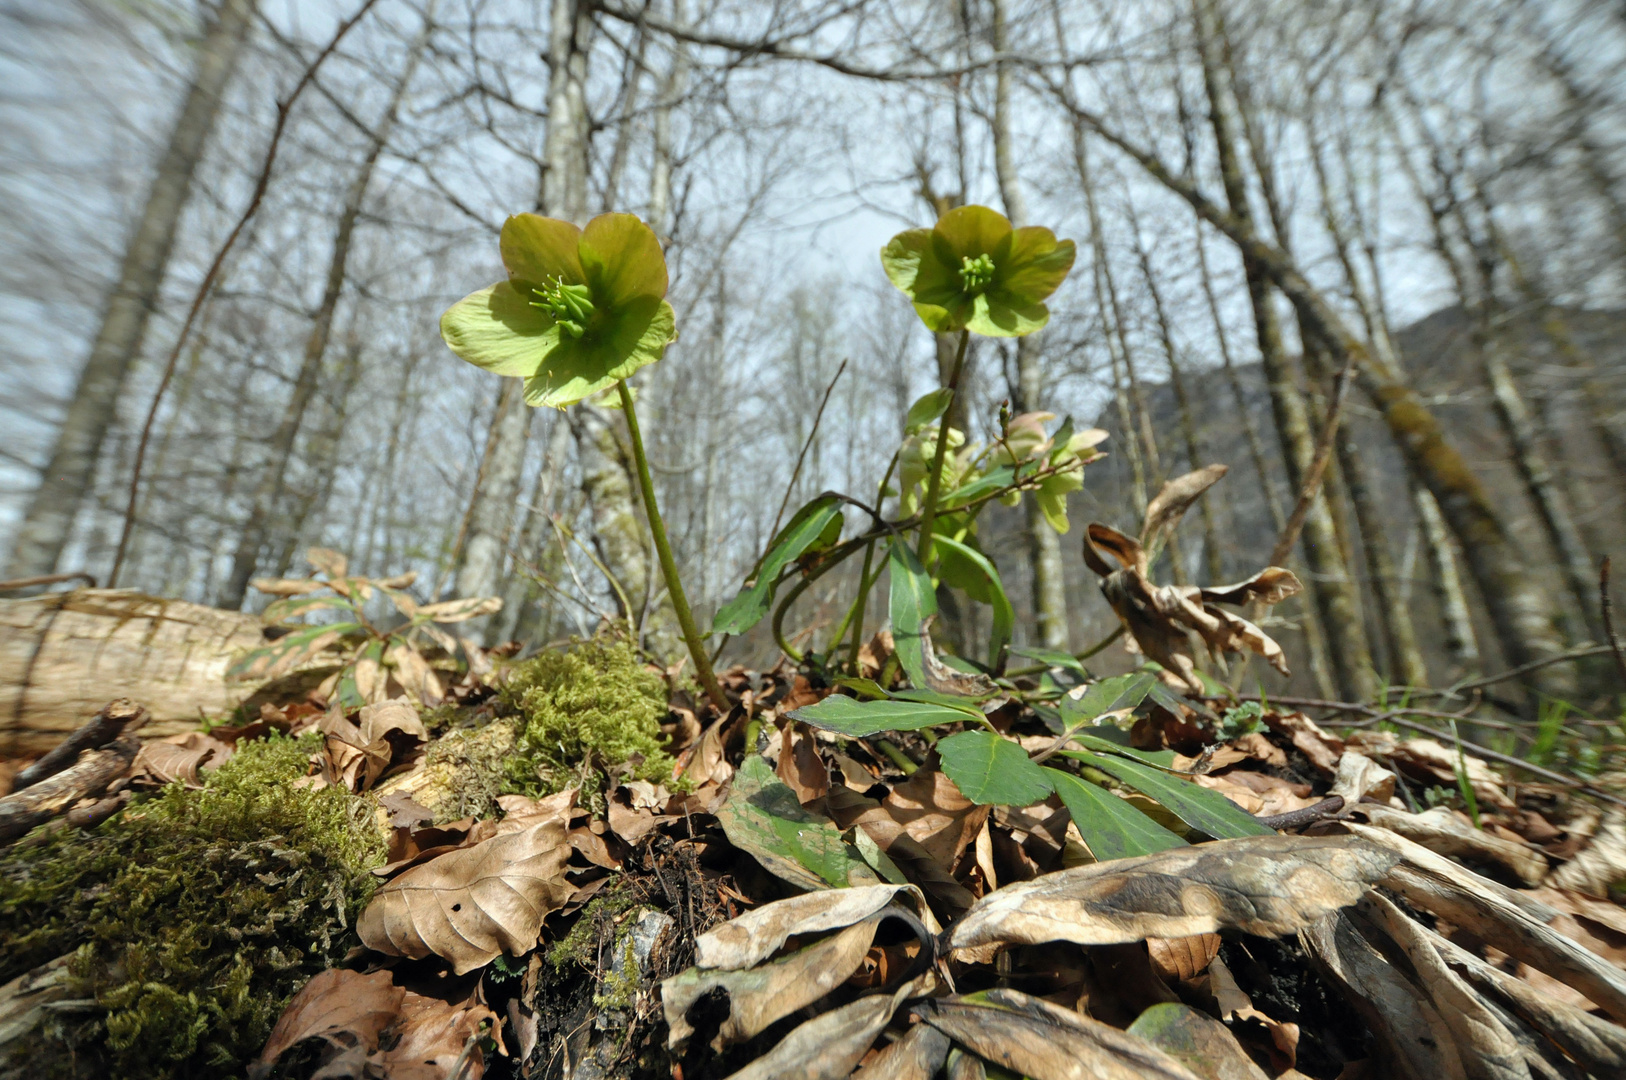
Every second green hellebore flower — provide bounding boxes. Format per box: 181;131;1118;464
440;212;677;408
881;205;1076;337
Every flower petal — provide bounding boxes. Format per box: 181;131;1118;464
931;205;1012;261
501;214;584;288
440;282;558;378
524;297;676;408
966;293;1049;337
579;213;668;308
994;228;1075;306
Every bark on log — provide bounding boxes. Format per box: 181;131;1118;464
0;589;263;754
0;737;138;842
12;699;147;791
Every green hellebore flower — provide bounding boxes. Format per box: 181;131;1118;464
1035;427;1109;534
881;205;1076;337
440;212;678;408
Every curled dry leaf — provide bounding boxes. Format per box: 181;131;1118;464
1547;807;1626;898
249;576;326;596
693;883;934;971
130;731;234;788
1146;933;1222;982
250;968;403;1078
721;981;921;1080
1350;823;1626;1023
664;910;900;1049
1083;471;1301;695
1265;712;1345;776
849;1021;951;1080
357;818;574;975
1328;751;1396;805
913;987;1203;1080
946;834;1397;954
1359;804;1548;887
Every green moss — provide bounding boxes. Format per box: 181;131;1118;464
420;721;518;824
499;637;684;809
545;878;642;973
0;734;383;1079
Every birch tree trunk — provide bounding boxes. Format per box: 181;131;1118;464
989;0;1067;650
6;0;256;579
218;21;423;607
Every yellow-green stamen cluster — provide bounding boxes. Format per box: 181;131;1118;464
959;253;996;293
531;276;595;338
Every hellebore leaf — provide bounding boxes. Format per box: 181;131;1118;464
713;495;842;635
936;730;1052;807
790;696;973;737
715;756;882;891
888;539;937;688
931;534;1014;668
1064;751;1273;839
1046;767;1188;862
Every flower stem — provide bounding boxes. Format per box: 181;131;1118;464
915;329;970;564
616;379;727;711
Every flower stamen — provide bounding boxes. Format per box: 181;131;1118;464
531;276;595;338
958;253;996;293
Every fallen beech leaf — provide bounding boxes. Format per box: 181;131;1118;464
723;982;919;1080
1126;1002;1270;1080
664;912;887;1049
1265;713;1344;776
358;818;573;974
694;883;933;971
251;969;404;1077
131;732;233;788
1547;807;1626;898
1301;911;1468;1080
1146;933;1221;982
777;722;831;805
866;765;990;867
493;789;579;835
1206;955;1299;1069
373;983;496;1079
947;835;1396;953
914;987;1203;1080
1327;751;1395;805
714;755;883;891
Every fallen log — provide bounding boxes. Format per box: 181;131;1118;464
0;589;265;753
11;699;147;791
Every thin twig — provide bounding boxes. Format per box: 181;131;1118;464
766;357;847;547
1602;556;1626;694
0;572;96;594
108;0;383;587
1269;351;1356;568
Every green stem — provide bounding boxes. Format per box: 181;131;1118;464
616;379;727;711
915;330;970;564
772;575;813;663
872;737;918;775
843;540;878;674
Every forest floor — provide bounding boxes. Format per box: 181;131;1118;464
3;623;1626;1080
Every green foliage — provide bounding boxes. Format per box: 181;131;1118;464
500;637;682;807
0;735;383;1079
712;495;843;636
1046;768;1188;860
1216;700;1266;741
936;731;1053;806
440;212;677;408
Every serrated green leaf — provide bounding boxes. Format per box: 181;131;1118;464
1070;752;1273;838
905;388;954;434
713;496;843;635
936;731;1053;806
789;696;969;737
932;535;1014;668
1063;735;1178;769
714;756;881;890
1046;767;1188;861
1060;673;1156;728
888;539;937;688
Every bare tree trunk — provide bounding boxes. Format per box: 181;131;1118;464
989;0;1066;650
453;379;531;621
1415;485;1481;679
7;0;256;579
1192;0;1377;700
218;23;422;607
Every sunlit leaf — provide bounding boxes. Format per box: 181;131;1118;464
307;547;348;578
905;388;954;434
831;676;891;700
713;496;843;636
1008;645;1087;675
936;731;1052;806
1065;733;1178;769
715;756;882;890
262;593;359;624
249;577;326;597
940;465;1015;512
789;696;970;737
1046;767;1188;861
416;596;503;623
931;534;1013;667
1060;672;1155;728
1065;752;1273;839
888;539;937;689
228;621;361;681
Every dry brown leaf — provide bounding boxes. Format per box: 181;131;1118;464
250;969;404;1078
1359;805;1548;887
1126;1001;1271;1080
1328;751;1396;805
777;722;831;806
684;711;738;787
1546;807;1626;898
1188;773;1266;815
722;982;920;1080
1205;955;1300;1070
377;816;499;878
1265;713;1345;776
1083;488;1301;695
371;983;496;1079
493;789;579;835
1345;734;1514;810
131;731;233;788
663;912;887;1049
947;835;1396;954
849;1022;951;1080
1146;933;1222;982
694;884;935;971
358;819;573;974
914;987;1204;1080
1352;823;1626;1022
1359;893;1529;1080
867;765;990;868
1231;733;1288;769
